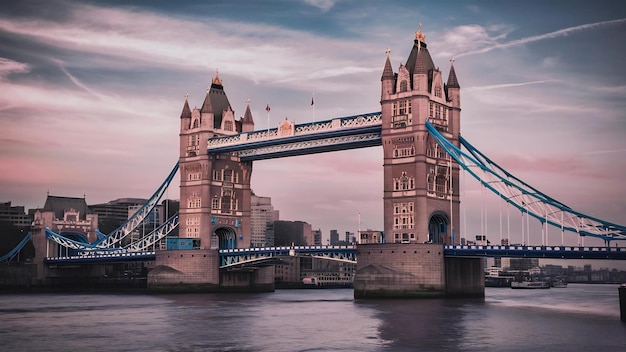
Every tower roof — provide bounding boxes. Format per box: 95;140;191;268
43;195;89;220
200;72;232;128
180;94;192;119
242;99;254;124
447;59;460;88
381;48;394;80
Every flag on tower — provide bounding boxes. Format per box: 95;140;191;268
266;104;271;112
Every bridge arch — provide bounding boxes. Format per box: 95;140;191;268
428;212;449;244
215;227;237;249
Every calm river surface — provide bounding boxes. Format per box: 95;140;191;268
1;284;625;351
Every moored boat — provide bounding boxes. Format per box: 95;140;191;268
511;281;550;289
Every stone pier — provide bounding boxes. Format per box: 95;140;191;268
147;249;274;293
353;243;484;299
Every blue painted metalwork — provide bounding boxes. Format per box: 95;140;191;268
45;251;156;265
219;245;357;268
0;232;31;262
207;112;382;161
444;244;626;260
425;120;626;243
92;162;179;248
41;243;626;266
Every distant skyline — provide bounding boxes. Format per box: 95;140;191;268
1;1;625;249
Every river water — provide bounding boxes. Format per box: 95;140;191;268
1;284;625;351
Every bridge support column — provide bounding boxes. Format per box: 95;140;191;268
220;265;275;293
148;249;220;292
353;243;484;299
618;284;626;323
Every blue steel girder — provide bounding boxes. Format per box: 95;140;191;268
219;246;357;268
207;112;382;161
0;232;31;262
425;120;626;243
444;244;626;260
92;162;179;248
46;214;179;254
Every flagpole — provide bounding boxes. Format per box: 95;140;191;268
312;92;315;122
266;102;270;134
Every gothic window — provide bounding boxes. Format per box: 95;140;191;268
212;198;219;209
224;169;233;182
429;102;433;117
435;85;442;97
192;119;199;128
399;100;407;115
427;165;436;191
221;197;231;213
213;170;221;181
224;121;233;131
401;173;408;190
400;80;407;92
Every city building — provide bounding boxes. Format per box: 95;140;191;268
329;229;339;245
33;195;98;243
274;220;312;246
501;258;539;271
0;201;31;228
89;198;147;234
359;230;384;244
250;193;279;247
127;203;164;245
312;228;322;246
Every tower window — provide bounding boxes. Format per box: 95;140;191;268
400;80;407;92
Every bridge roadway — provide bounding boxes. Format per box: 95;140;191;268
43;244;626;266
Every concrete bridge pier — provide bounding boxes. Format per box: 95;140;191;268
147;250;274;292
353;243;484;299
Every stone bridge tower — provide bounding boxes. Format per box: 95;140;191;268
178;73;254;250
381;26;461;245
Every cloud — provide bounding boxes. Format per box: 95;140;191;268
453;18;626;58
0;3;374;92
0;57;30;77
465;80;554;92
303;0;338;12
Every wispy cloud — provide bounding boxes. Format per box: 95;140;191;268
0;3;373;91
454;18;626;58
0;57;30;77
303;0;338;12
465;80;554;92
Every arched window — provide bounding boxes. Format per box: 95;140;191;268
400;80;408;92
224;120;233;131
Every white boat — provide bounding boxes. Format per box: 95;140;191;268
511;281;550;289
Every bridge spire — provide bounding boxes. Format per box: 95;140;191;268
241;98;255;132
447;57;460;88
381;47;394;81
180;93;192;119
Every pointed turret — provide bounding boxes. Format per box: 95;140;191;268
200;86;213;114
447;59;460;88
381;47;394;81
241;99;255;133
180;94;192;119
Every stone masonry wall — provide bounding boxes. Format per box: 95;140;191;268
354;243;445;298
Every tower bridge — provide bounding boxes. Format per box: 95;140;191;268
7;26;626;297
